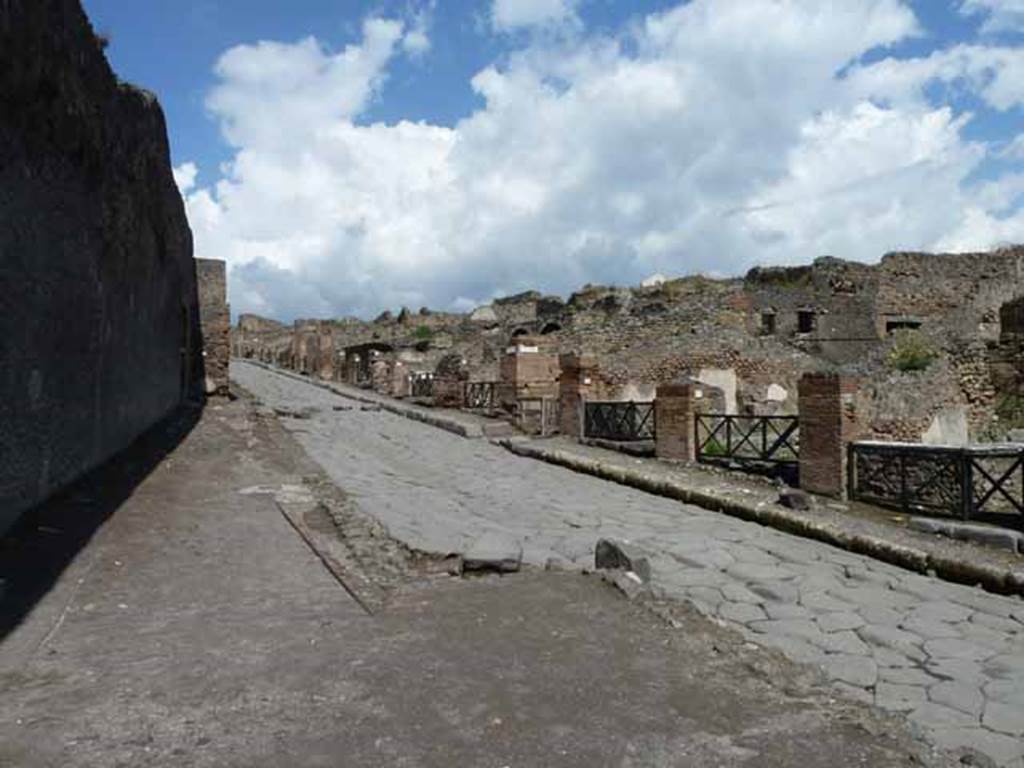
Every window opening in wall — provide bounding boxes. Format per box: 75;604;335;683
761;312;776;335
797;310;816;334
885;318;922;335
540;322;562;335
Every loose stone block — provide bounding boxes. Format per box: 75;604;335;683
463;532;523;573
594;538;652;583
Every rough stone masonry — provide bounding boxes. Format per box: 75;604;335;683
197;258;231;396
0;0;201;534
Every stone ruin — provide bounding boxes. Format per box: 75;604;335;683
232;246;1024;444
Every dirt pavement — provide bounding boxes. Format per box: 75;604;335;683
0;391;952;767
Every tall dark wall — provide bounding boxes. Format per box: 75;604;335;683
0;0;201;534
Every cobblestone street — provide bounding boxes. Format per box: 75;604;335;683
236;361;1024;766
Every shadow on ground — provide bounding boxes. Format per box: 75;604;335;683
0;404;203;640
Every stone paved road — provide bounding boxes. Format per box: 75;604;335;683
236;362;1024;766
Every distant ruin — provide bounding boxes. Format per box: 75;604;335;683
233;247;1024;445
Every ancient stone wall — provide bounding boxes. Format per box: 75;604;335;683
0;0;200;533
234;247;1024;443
196;259;230;396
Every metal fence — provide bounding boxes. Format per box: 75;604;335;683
849;442;1024;520
518;397;561;437
465;382;496;410
584;401;656;442
695;414;799;465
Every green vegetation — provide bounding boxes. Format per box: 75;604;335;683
701;436;728;457
413;325;433;340
996;394;1024;429
745;265;814;289
887;330;938;373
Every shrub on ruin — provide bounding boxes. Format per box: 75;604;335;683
414;325;433;340
996;394;1024;429
887;330;938;373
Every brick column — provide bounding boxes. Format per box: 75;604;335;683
316;329;334;381
798;373;860;498
434;376;465;408
655;382;697;462
559;354;599;438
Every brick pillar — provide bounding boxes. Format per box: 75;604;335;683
434;376;465;407
655;382;697;461
316;330;334;381
798;373;860;498
391;362;410;397
559;354;599;438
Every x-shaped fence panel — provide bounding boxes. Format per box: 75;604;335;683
584;401;656;442
695;414;799;465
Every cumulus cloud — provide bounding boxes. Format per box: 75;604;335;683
173;161;198;194
401;1;433;57
181;0;1024;321
492;0;579;30
961;0;1024;33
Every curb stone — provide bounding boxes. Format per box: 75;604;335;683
498;439;1024;598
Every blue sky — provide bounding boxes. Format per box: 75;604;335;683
81;1;1024;321
83;0;688;183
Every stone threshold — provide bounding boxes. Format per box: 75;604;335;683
497;437;1024;598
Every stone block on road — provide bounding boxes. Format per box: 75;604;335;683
463;532;523;573
595;538;652;583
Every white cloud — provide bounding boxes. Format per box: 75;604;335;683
206;18;403;149
845;44;1024;111
401;2;433;57
1003;133;1024;159
961;0;1024;33
181;0;1024;321
173;162;198;194
492;0;579;31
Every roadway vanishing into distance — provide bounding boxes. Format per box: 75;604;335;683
235;361;1024;767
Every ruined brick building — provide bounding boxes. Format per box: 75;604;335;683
0;0;210;534
234;247;1024;446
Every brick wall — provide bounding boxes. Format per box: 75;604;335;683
655;383;698;461
798;374;861;498
559;354;600;437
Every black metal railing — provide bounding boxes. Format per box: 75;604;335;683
584;401;655;442
465;382;496;410
849;442;1024;520
410;375;434;398
695;414;799;464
